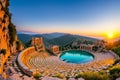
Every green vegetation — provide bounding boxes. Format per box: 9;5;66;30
2;6;9;15
6;0;10;7
109;67;120;80
54;74;64;79
25;40;31;48
34;73;42;79
75;72;110;80
17;34;34;44
12;62;14;67
1;0;17;45
16;40;22;50
18;33;98;48
0;49;7;55
112;46;120;57
66;75;70;80
46;49;55;56
51;34;77;46
113;58;120;65
106;40;120;56
2;27;6;32
92;46;99;51
1;0;10;16
2;19;6;23
83;40;94;44
8;23;16;45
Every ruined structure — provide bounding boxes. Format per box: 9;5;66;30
80;44;94;51
31;37;45;52
51;45;59;54
47;45;59;55
95;40;106;48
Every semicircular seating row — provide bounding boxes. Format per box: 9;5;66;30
21;51;115;76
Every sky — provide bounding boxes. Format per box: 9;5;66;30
9;0;120;38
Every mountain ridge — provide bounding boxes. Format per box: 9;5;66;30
17;32;99;47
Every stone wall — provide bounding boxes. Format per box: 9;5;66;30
17;47;35;76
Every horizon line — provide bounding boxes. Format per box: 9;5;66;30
17;30;105;40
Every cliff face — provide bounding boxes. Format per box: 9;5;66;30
0;0;23;74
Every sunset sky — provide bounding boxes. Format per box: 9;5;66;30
9;0;120;39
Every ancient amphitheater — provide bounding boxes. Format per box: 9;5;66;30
17;46;116;78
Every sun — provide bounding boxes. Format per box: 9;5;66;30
107;32;114;39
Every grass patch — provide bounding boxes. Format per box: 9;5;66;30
75;72;110;80
109;66;120;80
34;73;42;79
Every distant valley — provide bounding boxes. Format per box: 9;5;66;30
17;31;99;47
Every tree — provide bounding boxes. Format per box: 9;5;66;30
0;49;6;55
92;46;99;52
25;40;32;48
16;41;21;50
8;23;16;45
110;67;120;79
112;46;120;57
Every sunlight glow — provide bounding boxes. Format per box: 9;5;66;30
108;32;114;39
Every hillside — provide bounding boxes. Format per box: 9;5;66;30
48;34;78;46
17;32;98;47
17;34;36;43
42;32;65;39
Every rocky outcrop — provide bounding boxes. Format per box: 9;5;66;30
0;0;24;74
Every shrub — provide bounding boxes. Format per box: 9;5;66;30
2;19;5;23
8;23;16;45
75;73;82;79
114;58;120;65
92;46;99;51
6;0;10;7
66;75;70;80
112;46;120;57
25;40;31;48
12;62;14;67
16;41;21;50
54;74;64;79
34;73;42;79
0;49;6;55
109;67;120;80
75;72;110;80
2;27;6;32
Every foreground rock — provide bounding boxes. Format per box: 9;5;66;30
0;0;24;75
